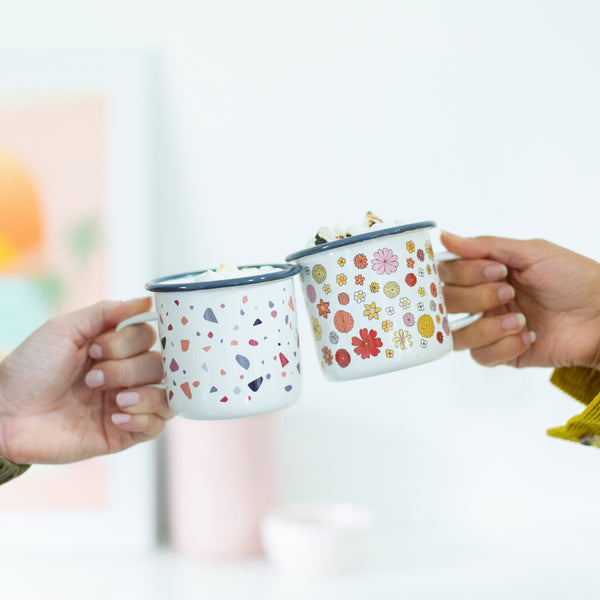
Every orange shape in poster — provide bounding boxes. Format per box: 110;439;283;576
0;148;42;272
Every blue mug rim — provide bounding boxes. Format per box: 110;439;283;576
285;221;437;262
145;263;300;292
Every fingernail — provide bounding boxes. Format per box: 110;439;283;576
502;313;526;330
484;264;508;280
498;285;515;302
116;391;139;408
522;331;536;345
440;230;462;240
112;413;131;425
85;370;104;388
89;344;103;359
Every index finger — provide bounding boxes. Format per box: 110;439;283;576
438;258;508;286
89;323;157;360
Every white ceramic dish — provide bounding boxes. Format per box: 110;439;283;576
261;503;374;576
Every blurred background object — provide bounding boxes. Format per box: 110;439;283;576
0;51;156;552
1;1;600;596
169;415;279;559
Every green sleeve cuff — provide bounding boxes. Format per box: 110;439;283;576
0;456;30;485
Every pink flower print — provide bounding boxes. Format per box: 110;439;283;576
371;248;399;275
442;316;450;336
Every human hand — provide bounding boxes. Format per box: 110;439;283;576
0;298;172;464
439;232;600;370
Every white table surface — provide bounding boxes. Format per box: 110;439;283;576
2;542;598;600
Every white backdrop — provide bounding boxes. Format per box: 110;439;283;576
1;0;599;570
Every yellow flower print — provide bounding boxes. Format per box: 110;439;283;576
425;241;434;260
393;329;412;350
426;264;432;275
382;320;393;332
386;349;394;358
418;287;426;297
369;282;380;293
337;257;346;267
417;315;435;338
323;284;331;294
363;302;381;320
336;273;347;286
406;241;415;253
311;317;322;341
435;314;441;323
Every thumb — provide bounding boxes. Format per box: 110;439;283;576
66;297;153;343
440;231;533;270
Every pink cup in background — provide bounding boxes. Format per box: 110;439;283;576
169;413;280;559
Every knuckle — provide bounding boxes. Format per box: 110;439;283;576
113;361;134;388
108;334;128;359
150;351;164;374
154;419;167;437
141;323;157;346
470;349;493;367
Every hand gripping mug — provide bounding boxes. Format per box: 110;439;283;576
116;264;302;419
286;221;482;381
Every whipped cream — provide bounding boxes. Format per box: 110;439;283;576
194;263;281;283
307;212;404;247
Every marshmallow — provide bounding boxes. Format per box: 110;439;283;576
308;212;403;247
194;264;280;283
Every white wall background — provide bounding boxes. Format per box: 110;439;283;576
2;0;600;569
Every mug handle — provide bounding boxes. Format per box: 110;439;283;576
115;312;166;390
436;252;483;332
116;311;158;332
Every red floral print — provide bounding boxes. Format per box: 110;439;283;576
335;348;351;368
354;253;368;269
322;346;333;366
317;299;330;318
351;328;383;359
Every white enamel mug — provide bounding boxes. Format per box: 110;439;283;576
286;221;481;381
116;264;302;420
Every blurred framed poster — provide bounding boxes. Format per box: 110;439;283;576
0;51;157;551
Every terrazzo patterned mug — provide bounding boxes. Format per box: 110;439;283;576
116;264;302;420
286;222;481;381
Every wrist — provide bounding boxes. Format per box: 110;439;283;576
592;334;600;372
0;361;12;460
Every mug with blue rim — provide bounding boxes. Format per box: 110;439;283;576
116;264;302;420
286;222;481;381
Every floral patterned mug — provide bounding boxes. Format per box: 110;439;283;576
115;264;302;419
286;222;481;381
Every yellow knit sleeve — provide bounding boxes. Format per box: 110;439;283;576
547;367;600;447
